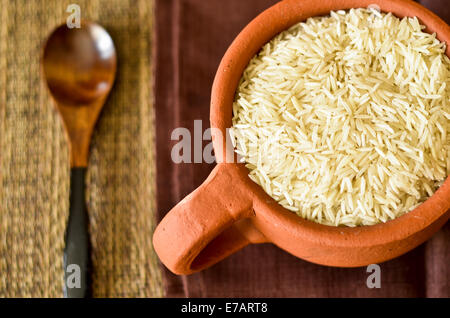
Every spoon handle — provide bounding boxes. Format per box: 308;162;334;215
63;167;90;298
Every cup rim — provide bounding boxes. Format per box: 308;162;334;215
209;0;450;252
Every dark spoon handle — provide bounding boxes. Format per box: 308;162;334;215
63;167;90;298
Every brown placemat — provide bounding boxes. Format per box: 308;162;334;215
155;0;450;297
0;0;163;297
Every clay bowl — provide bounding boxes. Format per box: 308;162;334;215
153;0;450;275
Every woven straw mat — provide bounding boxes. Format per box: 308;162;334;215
0;0;163;297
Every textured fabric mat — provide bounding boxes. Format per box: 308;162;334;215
155;0;450;297
0;0;163;297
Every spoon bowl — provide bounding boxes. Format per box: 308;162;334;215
43;22;116;106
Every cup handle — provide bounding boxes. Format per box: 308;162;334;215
153;163;256;275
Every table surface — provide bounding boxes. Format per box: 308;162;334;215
155;0;450;297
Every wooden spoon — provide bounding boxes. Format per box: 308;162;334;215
42;21;116;298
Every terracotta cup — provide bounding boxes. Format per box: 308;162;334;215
153;0;450;275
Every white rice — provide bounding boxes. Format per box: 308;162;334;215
231;8;450;227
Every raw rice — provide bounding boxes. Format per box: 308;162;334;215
231;8;450;227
